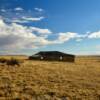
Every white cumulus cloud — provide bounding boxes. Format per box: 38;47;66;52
14;7;24;11
58;32;80;43
31;27;52;34
1;9;6;12
22;16;44;21
34;8;44;12
88;31;100;38
0;19;53;50
12;16;44;23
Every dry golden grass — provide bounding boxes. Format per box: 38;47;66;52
0;56;100;100
0;55;28;60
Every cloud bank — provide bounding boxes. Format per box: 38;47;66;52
0;6;100;55
0;18;100;52
0;19;52;50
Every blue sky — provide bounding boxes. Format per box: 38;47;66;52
0;0;100;55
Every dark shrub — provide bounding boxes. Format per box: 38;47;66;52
0;58;7;63
6;58;20;66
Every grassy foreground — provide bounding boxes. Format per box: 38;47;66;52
0;57;100;100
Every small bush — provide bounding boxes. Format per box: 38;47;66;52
6;58;20;66
0;58;7;63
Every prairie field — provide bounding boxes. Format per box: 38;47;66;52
0;56;100;100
